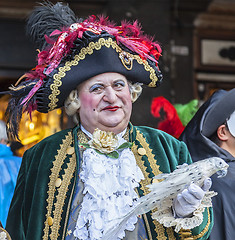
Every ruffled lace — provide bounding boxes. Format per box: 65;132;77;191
73;133;144;240
0;228;9;240
152;191;217;232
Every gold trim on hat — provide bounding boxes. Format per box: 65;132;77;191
119;51;133;70
48;37;159;111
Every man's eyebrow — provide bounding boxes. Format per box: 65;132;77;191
113;79;126;82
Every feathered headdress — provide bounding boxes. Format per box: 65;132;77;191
5;2;163;140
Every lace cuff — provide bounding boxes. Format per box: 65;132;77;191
152;191;216;232
0;227;11;240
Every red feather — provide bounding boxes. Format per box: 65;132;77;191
19;15;162;113
21;78;44;105
151;96;184;139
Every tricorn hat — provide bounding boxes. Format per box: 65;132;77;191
4;2;163;140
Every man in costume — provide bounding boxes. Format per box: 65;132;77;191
0;120;21;228
5;2;214;240
180;88;235;240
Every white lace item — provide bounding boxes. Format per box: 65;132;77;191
0;231;7;240
152;190;217;232
73;129;144;240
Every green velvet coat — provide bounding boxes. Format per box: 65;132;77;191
6;124;213;240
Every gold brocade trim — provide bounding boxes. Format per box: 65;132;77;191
178;229;192;239
77;128;90;143
43;132;75;240
50;150;76;239
178;208;210;239
166;228;176;239
134;130;176;240
62;173;76;240
77;126;129;143
193;208;211;240
132;143;152;239
48;37;159;111
135;130;161;176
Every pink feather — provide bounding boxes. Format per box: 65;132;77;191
21;78;44;105
18;14;162;114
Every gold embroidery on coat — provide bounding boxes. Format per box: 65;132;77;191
178;208;211;239
179;229;192;238
134;130;176;240
62;175;76;240
192;208;211;239
132;143;152;239
135;130;161;176
77;129;90;143
50;148;76;239
166;227;176;239
43;132;74;240
48;38;159;111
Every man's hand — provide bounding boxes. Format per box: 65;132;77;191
173;178;212;218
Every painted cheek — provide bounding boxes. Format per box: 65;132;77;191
121;91;132;104
80;93;96;109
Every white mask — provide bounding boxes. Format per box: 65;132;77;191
227;110;235;138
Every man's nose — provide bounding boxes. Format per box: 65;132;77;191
103;87;117;103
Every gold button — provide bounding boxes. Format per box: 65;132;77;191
67;147;74;155
48;216;53;226
55;178;62;188
137;147;146;155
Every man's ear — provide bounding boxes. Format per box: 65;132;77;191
217;125;229;141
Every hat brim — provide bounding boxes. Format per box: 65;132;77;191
37;37;162;113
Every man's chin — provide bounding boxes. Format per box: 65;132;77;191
98;121;128;133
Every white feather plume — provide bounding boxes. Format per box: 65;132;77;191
101;157;229;239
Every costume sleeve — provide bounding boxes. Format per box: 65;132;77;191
178;141;193;165
177;142;214;240
184;207;213;240
5;150;28;240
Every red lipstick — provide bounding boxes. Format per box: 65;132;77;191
103;106;120;111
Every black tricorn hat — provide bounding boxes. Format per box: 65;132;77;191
4;2;163;140
202;88;235;137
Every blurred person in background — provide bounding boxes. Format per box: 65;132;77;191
180;88;235;240
0;120;22;228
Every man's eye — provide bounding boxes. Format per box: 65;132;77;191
113;80;125;90
89;84;104;93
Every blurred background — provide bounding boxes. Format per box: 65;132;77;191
0;0;235;155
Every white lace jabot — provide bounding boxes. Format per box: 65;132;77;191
73;127;144;240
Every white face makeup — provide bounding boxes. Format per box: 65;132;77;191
78;72;132;134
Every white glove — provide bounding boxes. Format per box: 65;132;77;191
173;178;212;218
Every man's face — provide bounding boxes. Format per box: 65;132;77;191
227;110;235;138
78;72;132;134
225;111;235;157
226;129;235;158
217;123;235;158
